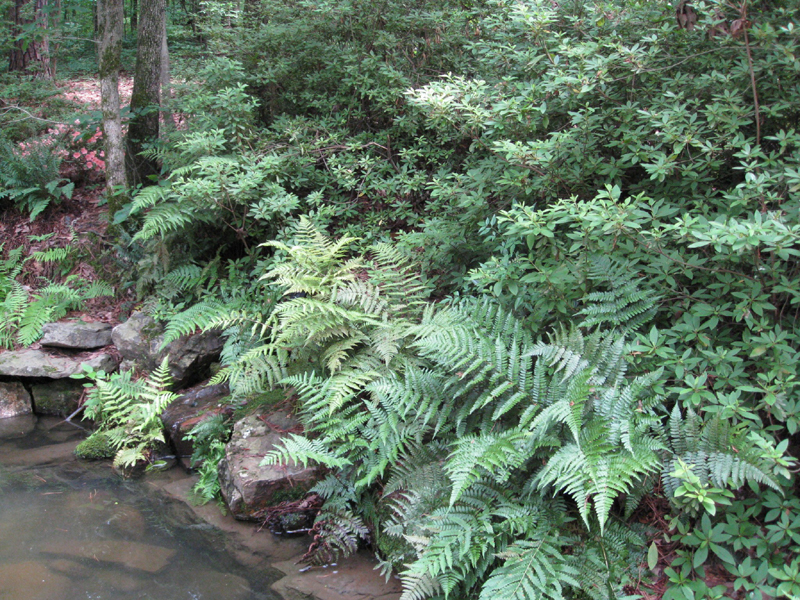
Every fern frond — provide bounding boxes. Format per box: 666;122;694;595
479;536;579;600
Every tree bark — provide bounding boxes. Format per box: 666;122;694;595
98;0;127;229
159;14;171;135
8;0;53;77
130;0;137;35
125;0;164;186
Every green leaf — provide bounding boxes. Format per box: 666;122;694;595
647;541;659;571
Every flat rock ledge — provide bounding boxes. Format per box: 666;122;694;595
218;411;319;520
40;321;113;350
0;348;118;379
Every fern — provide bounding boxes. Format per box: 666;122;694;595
0;244;113;348
81;358;178;470
664;406;780;496
577;256;658;332
479;536;579;600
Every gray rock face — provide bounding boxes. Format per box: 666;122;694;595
218;411;319;521
0;381;33;419
112;312;223;388
30;380;85;417
40;321;113;350
0;349;118;379
161;383;232;470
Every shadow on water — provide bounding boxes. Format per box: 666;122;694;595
0;415;281;600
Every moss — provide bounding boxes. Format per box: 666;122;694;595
74;432;115;460
232;388;287;421
268;482;312;505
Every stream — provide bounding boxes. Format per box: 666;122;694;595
0;415;283;600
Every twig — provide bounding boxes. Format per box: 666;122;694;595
740;0;761;147
65;403;85;423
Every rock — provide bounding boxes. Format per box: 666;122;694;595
0;413;36;438
0;381;33;419
0;561;71;600
111;312;163;370
94;569;143;593
41;539;176;573
0;348;118;379
186;570;252;600
46;558;91;579
112;312;223;388
40;321;113;349
271;553;403;600
30;379;85;417
218;410;319;520
161;382;232;469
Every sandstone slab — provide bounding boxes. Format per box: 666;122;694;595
0;348;118;379
0;380;32;419
40;321;113;349
0;561;71;600
218;410;319;520
271;553;402;600
112;312;223;388
41;539;176;573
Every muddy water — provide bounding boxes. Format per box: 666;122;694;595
0;415;282;600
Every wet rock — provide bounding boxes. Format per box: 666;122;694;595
271;553;402;600
187;570;252;600
40;321;113;349
41;539;176;573
94;568;144;593
104;504;148;540
30;379;85;417
0;561;71;600
0;348;118;378
0;413;36;438
0;381;33;419
47;558;91;579
218;410;319;521
161;382;232;469
112;311;223;388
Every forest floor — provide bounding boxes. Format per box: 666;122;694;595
0;75;138;328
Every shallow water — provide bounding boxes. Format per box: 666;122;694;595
0;415;281;600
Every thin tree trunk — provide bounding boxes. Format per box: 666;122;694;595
50;0;61;77
159;15;171;135
8;0;53;77
125;0;164;186
130;0;137;36
98;0;127;230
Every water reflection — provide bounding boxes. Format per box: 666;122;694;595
0;415;279;600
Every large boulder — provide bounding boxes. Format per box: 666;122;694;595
30;380;85;417
111;312;223;388
40;321;113;350
161;382;232;470
0;348;118;379
0;381;33;419
218;410;319;520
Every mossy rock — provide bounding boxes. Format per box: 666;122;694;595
74;432;115;460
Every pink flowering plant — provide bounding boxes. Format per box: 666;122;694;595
0;118;105;220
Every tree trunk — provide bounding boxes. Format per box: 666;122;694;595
8;0;53;77
98;0;127;230
125;0;164;186
159;15;171;135
130;0;137;35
